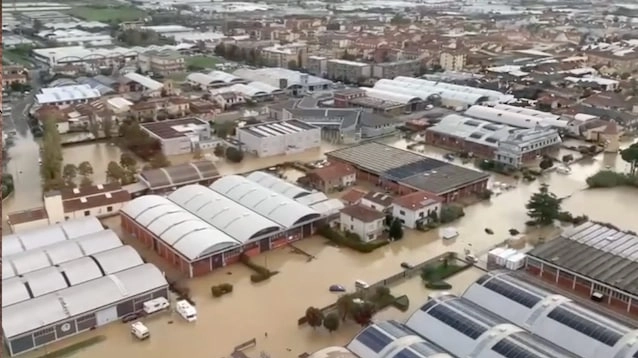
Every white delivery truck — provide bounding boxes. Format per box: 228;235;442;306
131;322;150;340
143;297;170;315
176;300;197;322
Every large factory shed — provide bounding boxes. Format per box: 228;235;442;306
2;217;104;256
325;142;489;202
525;221;638;317
3;264;168;356
405;294;579;358
462;271;638;358
120;176;324;277
346;320;453;358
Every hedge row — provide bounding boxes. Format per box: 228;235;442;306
317;225;388;253
240;254;278;283
211;283;233;297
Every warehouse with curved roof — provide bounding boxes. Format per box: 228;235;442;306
405;294;578;358
360;87;422;105
380;78;488;108
462;271;638;358
3;245;144;307
2;230;122;280
464;105;569;129
210;175;321;227
167;184;281;243
121;195;240;262
347;320;453;358
373;79;439;102
245;171;311;199
2;217;104;256
2;264;168;356
309;346;358;358
393;76;509;102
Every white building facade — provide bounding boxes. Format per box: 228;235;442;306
237;120;321;157
339;205;385;242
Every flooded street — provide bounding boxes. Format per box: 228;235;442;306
5;134;638;358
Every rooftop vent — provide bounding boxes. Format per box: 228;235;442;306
80;197;87;203
97;184;104;190
105;192;112;199
73;188;80;194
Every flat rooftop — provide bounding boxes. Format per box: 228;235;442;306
140;117;208;139
239;119;317;138
326;142;489;195
528;221;638;297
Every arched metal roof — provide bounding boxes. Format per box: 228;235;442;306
245;171;311;199
2;245;144;307
464;105;569;129
121;195;241;260
387;78;486;105
406;294;578;358
168;185;281;243
374;79;438;101
187;72;217;87
347;320;453;358
2;217;104;256
2;230;122;279
361;87;421;105
208;70;241;83
394;76;507;101
248;81;283;94
3;264;168;339
209;175;321;228
462;271;638;358
228;83;267;98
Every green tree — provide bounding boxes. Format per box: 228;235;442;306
305;307;324;329
389;218;404;240
225;147;244;163
336;294;354;321
62;164;78;188
78;161;94;178
620;143;638;175
106;161;126;184
149;153;171;169
40;119;64;191
214;143;225;157
80;176;93;188
351;302;375;326
323;313;340;333
384;214;394;227
120;152;137;171
539;157;554;170
525;184;562;226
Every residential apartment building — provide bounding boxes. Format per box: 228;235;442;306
439;50;466;71
129;97;190;121
307;55;328;77
392;191;442;229
261;43;307;68
326;59;372;83
138;50;186;76
372;59;421;79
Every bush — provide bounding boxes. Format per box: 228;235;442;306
477;190;493;200
439;205;465;224
317;225;388;253
392;295;410;312
240;254;278;283
211;283;234;297
225;147;244;163
425;281;452;290
586;171;638;188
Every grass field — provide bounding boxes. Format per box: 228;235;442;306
68;6;147;22
186;56;220;69
3;49;32;66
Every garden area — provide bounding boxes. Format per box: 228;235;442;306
303;286;410;333
186;56;220;71
317;225;389;253
420;254;468;290
68;6;147;22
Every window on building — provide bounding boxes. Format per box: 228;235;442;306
84;210;90;216
107;206;113;212
399;210;405;216
350;225;354;231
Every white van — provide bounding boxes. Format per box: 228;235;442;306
131;322;150;340
175;300;197;322
354;280;370;290
143;297;169;315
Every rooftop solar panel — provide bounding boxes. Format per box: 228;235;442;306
384;159;446;180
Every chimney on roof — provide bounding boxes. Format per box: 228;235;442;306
97;184;104;190
73;188;80;194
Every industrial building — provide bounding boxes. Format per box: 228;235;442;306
334;88;419;114
462;271;638;358
2;220;168;356
136;160;220;194
525;221;638;317
325;142;490;202
464;104;569;129
406;294;580;358
326;59;372;83
187;70;245;89
346;320;453;358
371;77;514;109
35;84;102;106
32;44;194;67
425;114;561;168
209;81;285;102
119;175;326;277
140;117;215;156
233;67;333;96
236;119;321;157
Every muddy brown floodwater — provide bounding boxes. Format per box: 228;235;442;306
7;136;638;358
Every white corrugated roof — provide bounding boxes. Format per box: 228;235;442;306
209;175;320;228
3;230;122;278
36;84;101;104
245;171;310;199
123;72;163;91
2;217;104;256
121;195;240;260
361;87;420;105
2;264;168;338
187;72;217;86
168;185;281;244
208;70;241;83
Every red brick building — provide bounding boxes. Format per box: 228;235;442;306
325;142;489;203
